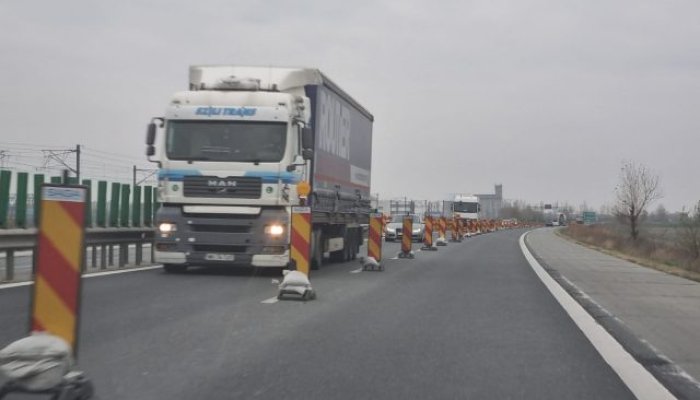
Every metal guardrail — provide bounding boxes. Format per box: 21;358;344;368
0;228;155;282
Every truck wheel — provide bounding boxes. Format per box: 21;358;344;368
329;249;345;263
349;230;358;260
163;264;187;274
311;229;323;270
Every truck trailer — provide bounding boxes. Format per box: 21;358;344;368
146;66;374;272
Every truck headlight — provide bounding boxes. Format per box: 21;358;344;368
265;224;284;236
158;222;177;233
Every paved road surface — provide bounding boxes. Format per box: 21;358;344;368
527;227;700;398
0;230;636;399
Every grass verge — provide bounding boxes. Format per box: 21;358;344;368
557;225;700;283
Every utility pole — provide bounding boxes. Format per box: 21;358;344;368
133;165;158;186
42;145;81;181
75;144;81;182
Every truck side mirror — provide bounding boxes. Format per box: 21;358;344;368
301;127;313;149
302;148;314;160
146;145;155;157
146;122;157;145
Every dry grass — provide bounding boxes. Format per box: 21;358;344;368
560;224;700;283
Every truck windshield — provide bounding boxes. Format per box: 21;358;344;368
166;120;287;162
454;202;479;213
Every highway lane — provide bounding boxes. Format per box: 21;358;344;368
0;230;637;399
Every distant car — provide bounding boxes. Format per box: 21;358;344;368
385;214;424;242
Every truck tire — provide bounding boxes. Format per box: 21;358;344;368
163;264;187;274
311;229;323;270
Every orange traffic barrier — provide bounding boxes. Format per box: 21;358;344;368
436;216;448;246
398;215;415;259
422;216;437;250
364;213;384;271
290;206;312;275
31;184;88;353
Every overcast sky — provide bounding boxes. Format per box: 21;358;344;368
1;0;698;211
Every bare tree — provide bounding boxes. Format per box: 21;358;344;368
678;202;700;261
613;161;662;240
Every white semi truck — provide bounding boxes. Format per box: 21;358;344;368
452;194;480;234
146;66;374;272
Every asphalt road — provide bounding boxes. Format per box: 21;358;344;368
0;230;636;399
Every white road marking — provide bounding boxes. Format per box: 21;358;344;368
83;265;162;279
0;281;32;289
0;265;163;290
261;296;279;304
350;268;363;274
519;232;675;400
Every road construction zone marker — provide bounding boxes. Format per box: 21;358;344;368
421;216;438;251
457;218;464;242
436;216;448;246
363;213;384;271
279;206;316;301
290;206;311;276
398;215;415;259
450;218;461;242
31;184;87;353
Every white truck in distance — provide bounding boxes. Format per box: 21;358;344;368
146;66;374;273
452;194;480;234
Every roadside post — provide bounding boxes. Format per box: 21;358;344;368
0;181;95;399
362;212;384;271
421;216;437;251
398;215;415;259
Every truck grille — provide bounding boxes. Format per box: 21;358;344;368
183;176;262;199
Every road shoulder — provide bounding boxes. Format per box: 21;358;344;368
525;228;700;400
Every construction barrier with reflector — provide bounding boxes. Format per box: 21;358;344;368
31;184;87;353
398;216;414;259
363;213;384;271
450;218;461;242
421;216;437;251
290;206;312;276
436;216;447;246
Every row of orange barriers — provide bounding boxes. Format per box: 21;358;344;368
364;213;541;270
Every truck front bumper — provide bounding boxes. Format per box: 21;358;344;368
154;250;289;268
